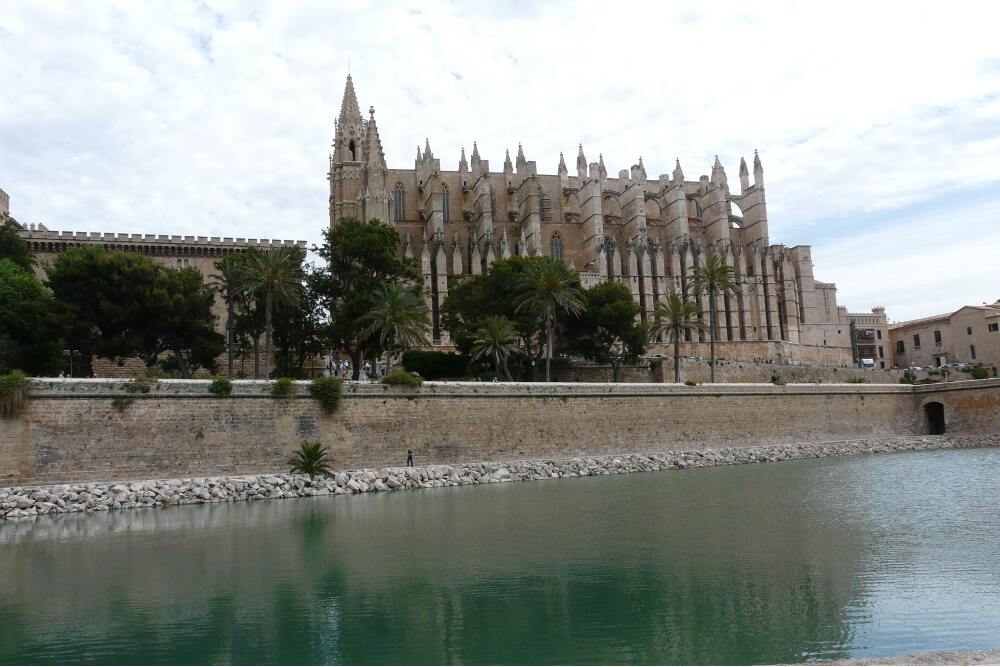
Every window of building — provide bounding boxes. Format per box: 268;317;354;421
989;322;999;332
877;329;882;340
393;183;405;221
934;330;942;344
971;345;977;360
539;186;551;222
913;334;921;349
878;346;884;358
442;186;450;224
896;340;905;355
549;231;564;262
348;139;356;161
967;326;973;335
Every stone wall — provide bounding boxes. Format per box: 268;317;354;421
553;359;905;384
1;378;998;487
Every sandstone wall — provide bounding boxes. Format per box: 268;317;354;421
2;379;998;487
553;360;904;384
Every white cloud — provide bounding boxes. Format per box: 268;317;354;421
1;0;999;321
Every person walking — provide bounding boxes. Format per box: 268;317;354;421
406;449;413;467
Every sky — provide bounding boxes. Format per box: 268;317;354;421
2;0;999;322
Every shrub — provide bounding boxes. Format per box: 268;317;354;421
309;376;343;413
402;350;468;380
899;369;917;384
684;379;698;386
970;365;990;380
847;377;867;384
111;396;135;413
124;378;152;394
771;374;785;386
0;371;30;419
381;370;423;387
208;377;233;397
288;441;332;479
479;371;502;382
271;377;297;397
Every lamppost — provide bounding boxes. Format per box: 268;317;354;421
609;339;624;383
62;349;80;377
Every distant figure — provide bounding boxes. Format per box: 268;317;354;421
407;449;413;467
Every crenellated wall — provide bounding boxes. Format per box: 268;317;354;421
2;379;997;487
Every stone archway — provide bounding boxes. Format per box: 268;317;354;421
924;401;945;435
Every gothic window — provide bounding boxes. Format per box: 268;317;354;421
539;186;551;222
348;139;356;161
442;186;450;224
394;183;405;221
549;231;564;262
490;192;497;223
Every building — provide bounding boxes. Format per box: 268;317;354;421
889;301;1000;370
839;305;892;369
328;74;878;365
0;188;12;225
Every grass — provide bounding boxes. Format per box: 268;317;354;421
0;371;30;419
381;370;423;387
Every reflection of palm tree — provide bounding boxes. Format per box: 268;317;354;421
359;284;430;373
652;293;704;383
470;316;518;380
243;247;303;377
691;255;738;383
515;258;584;382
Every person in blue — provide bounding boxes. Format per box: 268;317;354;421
407;449;413;467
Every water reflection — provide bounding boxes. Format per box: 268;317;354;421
1;448;998;664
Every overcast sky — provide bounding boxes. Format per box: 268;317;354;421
2;1;999;321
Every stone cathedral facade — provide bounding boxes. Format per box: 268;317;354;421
329;75;872;364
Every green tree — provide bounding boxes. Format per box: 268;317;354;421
652;293;705;383
211;249;260;377
0;221;35;272
242;246;305;378
515;257;584;382
691;255;738;383
359;283;430;373
561;281;645;382
469;315;519;380
0;258;62;375
272;281;324;378
311;218;421;380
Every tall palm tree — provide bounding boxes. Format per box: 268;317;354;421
359;283;430;373
652;293;705;383
210;256;249;377
243;247;304;378
515;258;584;382
470;315;519;380
691;254;738;383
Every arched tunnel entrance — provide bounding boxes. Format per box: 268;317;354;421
924;401;946;435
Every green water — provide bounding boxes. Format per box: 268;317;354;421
2;447;1000;665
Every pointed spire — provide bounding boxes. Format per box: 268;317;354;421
339;74;363;125
424;138;433;161
753;149;764;187
459;146;468;172
711;155;727;189
558;152;568;176
598;153;607;180
503;148;513;173
672;158;684;184
739;156;750;192
576;144;587;178
416;145;422;162
471;141;481;162
637;156;647;181
364;106;385;168
516;142;526;165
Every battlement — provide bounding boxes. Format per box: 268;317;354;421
17;226;307;249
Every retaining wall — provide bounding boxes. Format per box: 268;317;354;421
1;378;998;486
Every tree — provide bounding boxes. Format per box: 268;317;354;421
242;246;305;378
211;250;258;377
515;257;584;382
561;281;645;382
311;218;421;380
469;315;519;380
0;221;35;273
272;281;324;378
0;258;62;375
691;255;738;383
359;283;430;373
652;293;704;383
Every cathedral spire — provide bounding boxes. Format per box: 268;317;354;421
504;148;513;174
471;141;480;162
739;156;750;192
516;142;526;166
711;155;727;189
753;149;764;187
424;138;433;161
558;152;568;176
364;106;385;169
416;145;422;162
459;146;468;172
598;153;607;180
576;144;587;178
339;74;363;126
637;156;647;181
672;158;684;184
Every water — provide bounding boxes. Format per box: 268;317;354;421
2;448;999;665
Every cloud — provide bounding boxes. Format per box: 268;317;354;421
1;0;999;321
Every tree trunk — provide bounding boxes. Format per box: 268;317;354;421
252;336;260;379
494;350;501;377
264;291;273;379
349;348;361;380
545;312;553;383
173;350;190;379
226;299;235;377
611;358;621;383
673;328;681;383
709;288;717;383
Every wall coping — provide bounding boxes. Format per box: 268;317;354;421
23;377;1000;399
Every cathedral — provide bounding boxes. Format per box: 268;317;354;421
328;74;877;365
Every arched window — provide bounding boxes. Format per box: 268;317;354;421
348;139;356;161
442;185;450;224
394;183;405;221
549;231;564;262
175;259;182;267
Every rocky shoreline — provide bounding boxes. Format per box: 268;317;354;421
3;435;998;521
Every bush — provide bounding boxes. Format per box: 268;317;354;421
969;365;990;380
309;376;343;413
684;379;698;386
208;377;233;397
381;370;423;387
124;378;152;394
847;377;867;384
771;374;785;386
288;441;332;479
479;371;502;382
271;377;297;397
899;369;917;384
402;350;468;380
0;371;30;419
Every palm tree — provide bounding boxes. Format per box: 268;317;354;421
359;283;430;373
470;315;519;380
691;254;738;383
210;256;249;377
652;293;705;383
288;441;332;479
515;258;584;382
243;247;304;378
